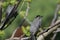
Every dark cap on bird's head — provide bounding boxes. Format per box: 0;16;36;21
35;15;43;18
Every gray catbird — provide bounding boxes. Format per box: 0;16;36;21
30;15;43;40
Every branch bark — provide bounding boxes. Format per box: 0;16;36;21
37;20;60;40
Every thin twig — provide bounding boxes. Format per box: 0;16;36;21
21;37;30;40
51;4;60;26
51;28;60;40
51;30;57;40
24;2;32;25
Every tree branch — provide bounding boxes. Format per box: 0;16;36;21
37;20;60;40
51;4;60;25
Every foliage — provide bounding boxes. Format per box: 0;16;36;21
0;31;5;40
22;26;30;36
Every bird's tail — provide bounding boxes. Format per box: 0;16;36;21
30;34;37;40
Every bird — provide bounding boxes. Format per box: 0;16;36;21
30;15;43;40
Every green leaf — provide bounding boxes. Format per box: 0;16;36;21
22;26;30;36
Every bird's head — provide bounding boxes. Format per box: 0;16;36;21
35;15;43;19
